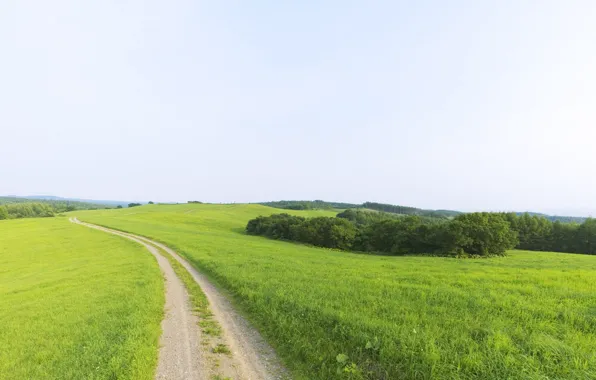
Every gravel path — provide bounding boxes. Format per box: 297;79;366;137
70;218;204;379
70;218;288;380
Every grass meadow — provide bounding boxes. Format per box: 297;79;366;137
74;204;596;379
0;218;163;379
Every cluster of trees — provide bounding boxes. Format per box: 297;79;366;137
262;200;589;227
247;210;596;257
0;197;116;220
246;212;518;257
0;197;110;212
503;213;596;254
128;203;142;208
247;214;358;250
0;203;55;220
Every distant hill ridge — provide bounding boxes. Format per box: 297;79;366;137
259;200;460;219
12;195;134;207
259;200;589;223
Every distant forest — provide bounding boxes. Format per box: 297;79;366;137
260;200;360;210
261;200;587;223
0;197;111;220
260;200;460;219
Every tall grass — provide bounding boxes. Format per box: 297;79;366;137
75;204;596;379
0;218;164;379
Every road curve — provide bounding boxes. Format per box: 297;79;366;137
70;218;288;380
70;218;204;380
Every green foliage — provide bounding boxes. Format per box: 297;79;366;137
4;202;55;218
0;206;7;220
0;197;111;220
575;219;596;254
502;213;596;255
260;200;359;210
252;210;596;257
356;216;448;255
292;217;358;250
148;201;154;204
337;209;399;225
212;344;231;355
362;202;460;218
247;214;357;250
117;205;123;209
74;204;596;380
246;213;305;239
128;203;142;208
261;200;459;219
0;196;110;211
446;213;519;256
0;218;163;379
247;212;516;257
515;212;587;224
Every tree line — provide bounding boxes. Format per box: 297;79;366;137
0;203;56;220
513;212;586;224
246;211;518;257
246;210;596;257
0;197;114;221
502;212;596;254
0;197;110;211
260;200;360;210
260;200;461;218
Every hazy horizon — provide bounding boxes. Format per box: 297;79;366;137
3;1;596;216
5;193;596;218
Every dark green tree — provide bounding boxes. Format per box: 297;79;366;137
446;213;518;256
575;218;596;255
0;206;8;220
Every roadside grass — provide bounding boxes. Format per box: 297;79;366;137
74;204;596;379
133;231;234;377
144;236;226;341
158;245;219;335
0;218;164;379
212;344;232;355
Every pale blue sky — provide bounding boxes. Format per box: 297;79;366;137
2;1;596;215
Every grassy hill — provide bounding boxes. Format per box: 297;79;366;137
0;218;163;379
73;203;596;380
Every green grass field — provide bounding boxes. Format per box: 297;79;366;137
74;204;596;379
0;218;164;379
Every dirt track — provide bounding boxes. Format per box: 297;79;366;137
70;218;287;380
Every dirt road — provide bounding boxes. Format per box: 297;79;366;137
70;218;287;380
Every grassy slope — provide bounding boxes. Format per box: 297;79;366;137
0;218;163;379
74;204;596;380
